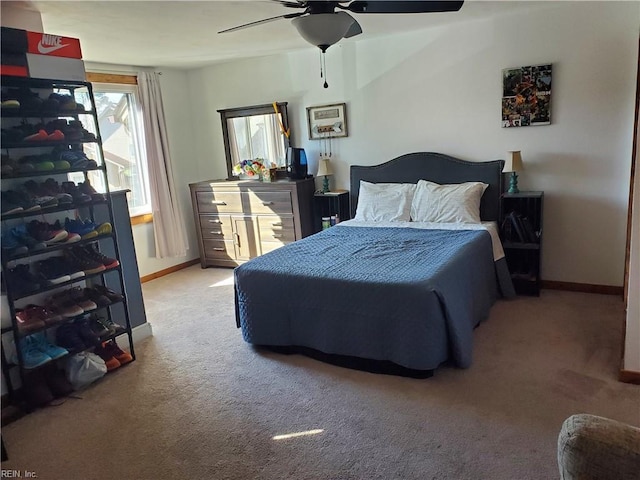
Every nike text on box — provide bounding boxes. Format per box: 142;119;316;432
26;54;86;82
26;31;82;59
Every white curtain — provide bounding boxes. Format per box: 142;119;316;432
136;71;188;258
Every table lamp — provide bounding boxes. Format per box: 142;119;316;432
316;158;333;193
503;151;523;194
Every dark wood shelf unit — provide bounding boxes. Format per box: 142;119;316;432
313;190;350;231
501;191;544;296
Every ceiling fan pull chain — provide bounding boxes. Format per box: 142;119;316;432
323;51;329;88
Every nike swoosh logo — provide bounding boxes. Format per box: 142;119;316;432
37;42;69;54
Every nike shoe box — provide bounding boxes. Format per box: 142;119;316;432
1;27;29;76
26;54;86;81
26;31;82;59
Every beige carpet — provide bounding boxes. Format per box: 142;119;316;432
2;265;639;480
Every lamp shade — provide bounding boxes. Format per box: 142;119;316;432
503;151;523;173
316;158;333;177
292;13;354;49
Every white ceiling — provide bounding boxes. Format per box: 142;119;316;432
26;1;551;69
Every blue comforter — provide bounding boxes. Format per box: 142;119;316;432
234;226;499;370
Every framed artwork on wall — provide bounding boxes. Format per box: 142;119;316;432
502;64;552;128
307;103;348;140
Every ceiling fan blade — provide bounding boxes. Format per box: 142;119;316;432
269;0;307;8
335;11;362;38
346;1;464;14
218;12;304;34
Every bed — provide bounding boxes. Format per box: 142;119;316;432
234;152;515;376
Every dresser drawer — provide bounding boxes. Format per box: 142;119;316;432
245;191;293;214
196;191;242;213
257;215;296;243
203;239;236;260
199;215;233;239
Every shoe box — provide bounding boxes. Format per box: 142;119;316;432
1;26;85;80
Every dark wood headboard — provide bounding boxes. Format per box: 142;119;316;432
350;152;504;222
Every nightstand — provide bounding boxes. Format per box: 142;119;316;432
501;191;544;296
314;190;350;231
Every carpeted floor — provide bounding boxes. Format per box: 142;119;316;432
2;265;639;480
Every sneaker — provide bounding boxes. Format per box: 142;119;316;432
96;222;112;235
35;258;71;285
23;129;48;142
55;323;86;351
0;193;23;215
75;318;101;348
65;217;97;239
47;130;64;141
2;190;40;213
46;292;84;318
78;179;106;202
40;178;73;205
22;181;58;208
31;332;68;360
80;244;119;269
82;287;111;307
91;285;124;303
27;220;68;244
88;316;110;338
1;232;29;258
14;308;47;333
64;249;105;275
67;287;97;312
93;314;125;336
10;224;47;252
61;181;91;204
5;264;41;296
103;340;133;365
50;256;85;280
12;335;52;369
93;343;120;371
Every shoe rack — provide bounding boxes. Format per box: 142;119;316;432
0;75;136;405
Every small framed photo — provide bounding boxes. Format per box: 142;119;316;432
306;103;348;140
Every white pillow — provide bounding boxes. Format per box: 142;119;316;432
354;181;416;222
410;180;488;224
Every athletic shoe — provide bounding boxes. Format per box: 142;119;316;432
63;249;105;275
65;218;97;239
79;244;119;269
41;178;73;205
92;314;125;336
96;222;112;235
35;258;71;285
93;343;120;371
14;308;47;333
82;287;111;307
55;323;86;351
0;193;23;215
87;316;110;338
1;233;29;258
67;287;98;312
78;180;106;202
5;264;41;296
2;190;40;213
47;130;64;141
12;335;52;369
30;332;68;360
16;304;62;330
10;224;47;251
91;285;124;303
75;317;101;348
46;292;84;319
61;181;91;204
103;340;133;365
23;129;48;142
27;220;68;244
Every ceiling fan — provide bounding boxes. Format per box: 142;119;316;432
219;1;465;52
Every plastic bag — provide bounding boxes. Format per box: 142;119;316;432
64;352;107;390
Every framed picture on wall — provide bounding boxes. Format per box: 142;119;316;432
306;103;348;139
502;64;552;128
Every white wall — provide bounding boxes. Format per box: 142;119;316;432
187;1;639;287
624;116;640;373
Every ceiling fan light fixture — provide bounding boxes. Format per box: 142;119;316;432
292;13;354;50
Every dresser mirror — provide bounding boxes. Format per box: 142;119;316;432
218;102;290;179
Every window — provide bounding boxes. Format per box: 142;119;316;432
73;74;151;219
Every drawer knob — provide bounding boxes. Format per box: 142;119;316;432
212;247;225;251
261;201;274;206
209;231;223;235
272;234;283;238
272;222;283;227
208;220;222;224
211;201;227;205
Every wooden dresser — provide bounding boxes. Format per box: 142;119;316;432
189;178;316;267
